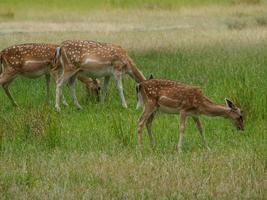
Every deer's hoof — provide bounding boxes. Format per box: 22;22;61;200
206;146;211;152
62;102;69;107
55;106;61;112
76;104;82;110
176;146;183;153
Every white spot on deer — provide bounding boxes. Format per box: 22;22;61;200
83;58;110;66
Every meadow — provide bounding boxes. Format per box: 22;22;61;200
0;0;266;199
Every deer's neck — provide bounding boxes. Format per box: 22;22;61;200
130;66;146;83
126;58;146;83
199;99;231;118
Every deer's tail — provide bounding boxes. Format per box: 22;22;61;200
52;46;61;69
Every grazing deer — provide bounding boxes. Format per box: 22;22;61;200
136;79;244;152
54;40;146;112
77;75;101;101
0;43;100;106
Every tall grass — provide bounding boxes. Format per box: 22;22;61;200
0;40;266;198
0;3;266;199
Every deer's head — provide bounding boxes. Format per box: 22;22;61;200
86;79;101;102
225;98;244;131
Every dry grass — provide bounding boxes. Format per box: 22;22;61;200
1;4;267;51
1;150;265;199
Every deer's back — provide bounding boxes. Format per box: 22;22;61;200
140;79;206;110
1;43;57;69
60;40;130;67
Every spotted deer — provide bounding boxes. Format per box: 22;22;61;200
0;43;100;106
77;75;101;101
54;40;146;112
136;79;244;152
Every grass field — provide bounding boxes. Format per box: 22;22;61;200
0;0;267;199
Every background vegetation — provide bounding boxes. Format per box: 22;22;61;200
0;0;266;199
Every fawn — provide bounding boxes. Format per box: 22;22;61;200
136;78;244;152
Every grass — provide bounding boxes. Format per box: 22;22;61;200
256;15;267;26
0;0;266;21
0;0;244;11
0;2;267;199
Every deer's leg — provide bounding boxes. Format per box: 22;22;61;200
55;70;76;112
61;94;69;107
45;74;51;104
177;110;187;153
68;73;82;109
101;76;110;103
114;72;127;108
146;111;156;147
0;70;17;106
137;102;156;145
92;78;101;102
192;116;210;151
2;82;17;107
50;69;68;106
55;78;63;112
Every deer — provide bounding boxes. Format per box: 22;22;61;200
0;43;101;106
136;78;244;152
54;40;146;112
77;75;101;101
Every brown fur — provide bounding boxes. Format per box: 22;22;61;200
140;79;210;112
57;40;145;82
1;43;57;68
55;40;146;111
0;43;100;106
137;79;244;152
77;75;101;101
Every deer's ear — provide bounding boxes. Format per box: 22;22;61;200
225;98;237;109
149;74;154;79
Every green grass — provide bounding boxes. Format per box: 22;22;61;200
0;0;244;11
0;0;265;21
0;3;267;199
0;43;266;199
